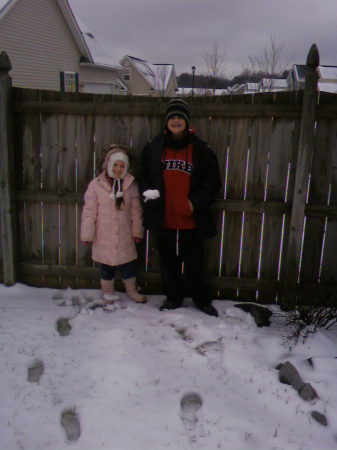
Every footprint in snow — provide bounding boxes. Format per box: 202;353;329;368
195;339;225;373
56;317;72;336
61;407;81;442
27;358;44;383
180;392;207;445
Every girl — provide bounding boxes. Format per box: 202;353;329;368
81;144;146;305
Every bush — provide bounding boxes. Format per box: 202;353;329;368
276;289;337;344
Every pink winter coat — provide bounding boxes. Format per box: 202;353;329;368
80;171;144;266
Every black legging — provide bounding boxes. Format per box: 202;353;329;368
155;228;211;306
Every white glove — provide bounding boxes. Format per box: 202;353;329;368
143;189;160;203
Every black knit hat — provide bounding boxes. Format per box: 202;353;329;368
165;98;191;125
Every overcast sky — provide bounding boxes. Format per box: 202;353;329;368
69;0;337;78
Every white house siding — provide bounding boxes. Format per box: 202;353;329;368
80;66;118;94
0;0;81;90
80;66;117;86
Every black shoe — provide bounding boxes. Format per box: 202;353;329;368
197;304;218;317
159;299;182;311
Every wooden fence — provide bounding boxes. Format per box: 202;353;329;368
1;46;337;304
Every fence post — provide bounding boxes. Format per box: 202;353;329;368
0;51;17;285
282;44;319;296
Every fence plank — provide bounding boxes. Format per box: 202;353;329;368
259;119;295;303
41;113;61;287
58;114;77;288
317;117;337;285
76;115;95;288
0;55;18;285
220;117;250;300
14;89;42;286
239;117;271;301
300;119;337;284
283;70;319;293
204;117;230;299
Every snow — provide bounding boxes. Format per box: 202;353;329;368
75;15;122;69
318;82;337;94
125;56;174;91
1;283;337;449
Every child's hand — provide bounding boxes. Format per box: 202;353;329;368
82;241;89;247
132;237;141;243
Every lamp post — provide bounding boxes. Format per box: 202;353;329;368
191;66;196;97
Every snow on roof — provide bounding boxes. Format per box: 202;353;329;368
126;56;174;90
318;81;337;94
0;0;14;18
261;78;287;88
75;16;122;70
0;0;10;11
318;66;337;81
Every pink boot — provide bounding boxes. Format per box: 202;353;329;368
101;279;119;305
123;277;147;304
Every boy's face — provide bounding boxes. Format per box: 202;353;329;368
167;115;187;138
111;160;125;179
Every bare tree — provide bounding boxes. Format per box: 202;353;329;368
154;65;169;97
201;40;226;95
247;35;292;92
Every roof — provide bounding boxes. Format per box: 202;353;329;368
0;0;121;71
293;64;311;82
0;0;16;18
117;77;129;91
122;56;176;91
318;81;337;93
260;78;287;88
75;16;122;70
317;66;337;81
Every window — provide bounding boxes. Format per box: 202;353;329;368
123;68;131;81
64;72;77;92
60;71;79;92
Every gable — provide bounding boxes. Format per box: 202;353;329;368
121;55;176;93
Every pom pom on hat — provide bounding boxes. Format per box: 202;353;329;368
165;98;191;125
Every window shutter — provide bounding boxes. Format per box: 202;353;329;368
60;72;65;92
75;73;79;92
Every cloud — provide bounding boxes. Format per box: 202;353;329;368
69;0;337;77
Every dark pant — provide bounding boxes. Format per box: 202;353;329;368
155;228;211;307
101;261;136;281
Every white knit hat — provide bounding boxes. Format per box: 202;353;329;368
107;151;129;200
107;151;129;179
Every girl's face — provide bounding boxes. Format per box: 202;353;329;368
111;160;125;179
167;115;187;139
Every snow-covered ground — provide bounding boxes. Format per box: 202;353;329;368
1;283;337;449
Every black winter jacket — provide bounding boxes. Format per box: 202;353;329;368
140;132;222;238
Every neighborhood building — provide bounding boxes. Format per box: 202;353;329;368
119;55;178;97
0;0;123;94
287;64;337;94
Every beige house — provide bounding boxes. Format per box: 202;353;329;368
0;0;123;94
120;55;177;97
